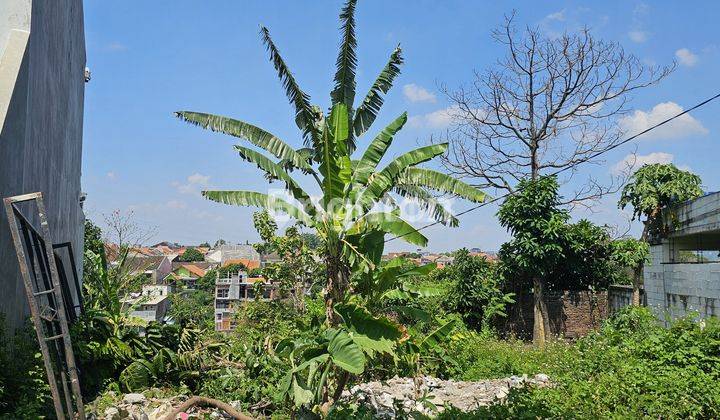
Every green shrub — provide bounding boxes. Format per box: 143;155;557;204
461;307;720;419
0;318;53;418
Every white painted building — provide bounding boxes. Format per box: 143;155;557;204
124;284;173;324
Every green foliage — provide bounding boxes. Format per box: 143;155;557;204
445;307;720;419
557;219;618;290
177;247;204;262
440;249;514;330
498;176;569;280
610;237;650;275
499;178;630;292
252;210;323;309
0;318;53;417
619;163;703;237
168;289;214;329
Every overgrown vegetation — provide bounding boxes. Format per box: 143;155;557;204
2;2;713;419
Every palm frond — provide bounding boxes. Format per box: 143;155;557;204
319;104;353;209
361;143;448;207
354;112;407;185
398;167;487;203
234;145;317;216
202;190;314;226
331;0;358;109
260;26;319;148
175;111;313;173
353;46;403;138
393;183;459;227
347;211;428;247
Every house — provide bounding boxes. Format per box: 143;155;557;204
206;244;261;266
124;255;172;285
469;250;499;262
435;255;455;269
223;258;261;270
0;0;86;332
420;254;441;265
165;263;207;289
124;284;172;324
214;270;278;332
644;192;720;323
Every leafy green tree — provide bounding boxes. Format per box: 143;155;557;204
168;289;214;329
252;210;323;311
178;247;205;262
558;220;617;291
619;163;702;304
498;176;568;345
610;238;650;303
620;163;703;240
176;0;485;327
199;242;211;248
441;249;514;331
214;239;227;248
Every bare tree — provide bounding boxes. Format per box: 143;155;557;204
440;15;674;345
440;14;674;206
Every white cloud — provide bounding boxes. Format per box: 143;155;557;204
628;30;648;43
611;152;674;175
403;84;436;103
675;48;699;67
408;106;458;129
173;173;211;194
106;171;117;180
105;42;128;52
619;102;708;140
546;10;565;21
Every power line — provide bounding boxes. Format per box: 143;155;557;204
386;92;720;244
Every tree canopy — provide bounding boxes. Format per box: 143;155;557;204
619;163;703;239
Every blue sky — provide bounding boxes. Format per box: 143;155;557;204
82;1;720;252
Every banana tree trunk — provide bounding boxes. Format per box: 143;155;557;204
533;277;550;346
325;250;349;326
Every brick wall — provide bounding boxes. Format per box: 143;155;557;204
496;290;608;340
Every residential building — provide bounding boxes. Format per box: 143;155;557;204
214;270;277;332
644;192;720;323
124;255;172;285
124;284;172;324
206;244;261;266
223;258;261;270
0;0;87;332
165;263;207;289
435;255;455;269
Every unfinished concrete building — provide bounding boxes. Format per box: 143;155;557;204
644;192;720;323
0;1;86;332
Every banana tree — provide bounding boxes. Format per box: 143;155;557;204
175;0;485;324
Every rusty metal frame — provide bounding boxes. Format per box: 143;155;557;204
3;192;85;420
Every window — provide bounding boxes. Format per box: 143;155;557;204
216;288;229;298
216;313;222;320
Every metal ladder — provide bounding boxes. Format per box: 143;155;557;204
3;192;85;419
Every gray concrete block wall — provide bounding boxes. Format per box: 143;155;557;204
645;243;720;325
0;0;85;333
